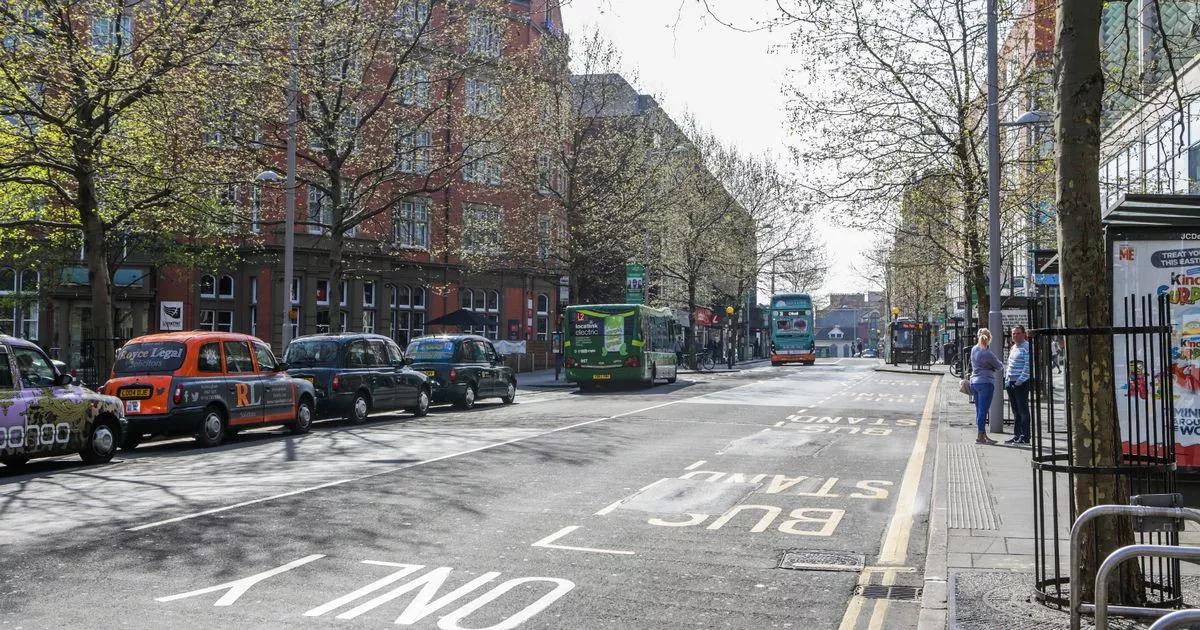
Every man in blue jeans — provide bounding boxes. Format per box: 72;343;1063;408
1005;325;1032;444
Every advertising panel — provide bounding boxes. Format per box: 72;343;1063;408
625;265;645;304
160;301;184;331
1111;233;1200;467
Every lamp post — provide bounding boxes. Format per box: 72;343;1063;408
256;0;299;350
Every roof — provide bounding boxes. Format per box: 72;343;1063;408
0;334;39;349
1101;193;1200;227
292;333;393;342
410;334;490;342
123;331;264;344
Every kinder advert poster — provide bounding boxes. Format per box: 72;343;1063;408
1112;239;1200;467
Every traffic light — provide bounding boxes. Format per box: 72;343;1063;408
725;306;735;315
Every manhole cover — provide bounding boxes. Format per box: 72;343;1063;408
778;549;865;572
854;585;923;601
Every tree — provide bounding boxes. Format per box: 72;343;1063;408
1055;0;1138;605
229;0;546;333
0;0;258;376
777;0;1026;325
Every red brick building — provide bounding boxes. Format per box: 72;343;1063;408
29;0;569;368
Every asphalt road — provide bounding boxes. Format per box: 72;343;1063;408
0;359;940;629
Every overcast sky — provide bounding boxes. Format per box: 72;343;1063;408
561;0;876;298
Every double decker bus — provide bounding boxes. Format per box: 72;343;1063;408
564;304;678;388
769;293;816;365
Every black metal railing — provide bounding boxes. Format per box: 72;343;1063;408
1031;294;1179;610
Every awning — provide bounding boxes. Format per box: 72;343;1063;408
1102;193;1200;227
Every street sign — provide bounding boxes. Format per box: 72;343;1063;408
1034;273;1060;285
625;264;645;303
1034;249;1059;274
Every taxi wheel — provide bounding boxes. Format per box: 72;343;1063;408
501;380;516;405
409;387;431;417
80;419;118;464
347;393;370;425
1;455;30;468
195;405;226;447
290;398;313;435
455;384;477;410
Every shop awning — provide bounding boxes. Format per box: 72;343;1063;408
1102;194;1200;227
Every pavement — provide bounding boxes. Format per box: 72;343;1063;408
0;357;935;629
918;368;1200;630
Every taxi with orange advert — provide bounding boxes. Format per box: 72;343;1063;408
101;332;316;449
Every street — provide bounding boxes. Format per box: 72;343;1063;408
0;360;938;629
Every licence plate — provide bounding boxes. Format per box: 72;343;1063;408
593;374;611;380
119;387;152;399
125;400;141;413
423;370;437;377
300;376;315;385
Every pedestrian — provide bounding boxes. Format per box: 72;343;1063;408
970;328;1003;445
1051;338;1062;373
856;339;864;357
706;338;717;362
674;336;685;366
1005;325;1032;445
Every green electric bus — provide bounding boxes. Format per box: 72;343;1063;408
564;304;678;388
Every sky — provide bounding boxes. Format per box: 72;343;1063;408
561;0;876;297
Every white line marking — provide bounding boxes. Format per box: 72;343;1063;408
303;562;424;617
531;526;635;555
774;421;786;427
128;384;750;532
595;478;668;516
684;460;707;471
157;554;326;606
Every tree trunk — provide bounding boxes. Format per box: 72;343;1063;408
329;230;345;334
80;178;115;381
1055;0;1140;605
685;277;698;369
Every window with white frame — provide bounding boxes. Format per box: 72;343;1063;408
3;8;44;50
307;102;361;153
290;306;301;340
291;277;302;305
362;310;375;334
307;186;333;234
0;268;38;340
459;287;499;338
537;214;551;261
463;141;502;186
200;274;216;298
467;14;502;58
316;310;348;334
340;280;348;307
218;275;235;299
91;13;131;52
316;279;330;305
395;0;429;39
250;276;258;304
248;276;258;337
398;64;431;108
200;309;234;333
394;199;430;248
398;129;431;173
250;186;261;233
363;281;375;308
324;39;362;83
465;79;501;118
390;284;426;345
462;203;502;255
536;293;549;340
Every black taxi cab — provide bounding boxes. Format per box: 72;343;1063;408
283;333;432;423
405;335;516;409
101;331;317;449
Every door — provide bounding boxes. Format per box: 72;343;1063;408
0;344;21;457
366;340;397;410
222;340;264;426
478;341;504;396
253;341;294;421
343;339;376;405
10;344;82;458
386;340;420;407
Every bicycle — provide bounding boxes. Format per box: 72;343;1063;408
682;351;716;372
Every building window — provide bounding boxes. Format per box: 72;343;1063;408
250;187;261;233
460;287;499;339
200;274;216;298
250;276;258;304
91;13;132;51
218;274;235;299
249;306;257;337
307;186;333;234
465;79;501;118
290;306;301;340
537;214;551;261
486;290;499;312
463;141;502;186
362;310;375;334
398;130;431;173
462;203;502;255
316;310;348;334
467;14;503;58
536;293;549;341
398;64;431;108
200;310;234;332
394;200;430;248
0;268;38;340
395;0;429;39
316;279;330;305
340;281;348;307
324;40;362;83
363;281;375;308
291;277;302;305
1189;143;1200;193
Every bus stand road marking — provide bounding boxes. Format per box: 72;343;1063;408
531;526;635;555
838;376;940;630
595;478;669;516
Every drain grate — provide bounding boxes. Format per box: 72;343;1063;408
854;585;923;601
777;549;865;573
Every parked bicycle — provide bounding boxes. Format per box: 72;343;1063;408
683;350;716;372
